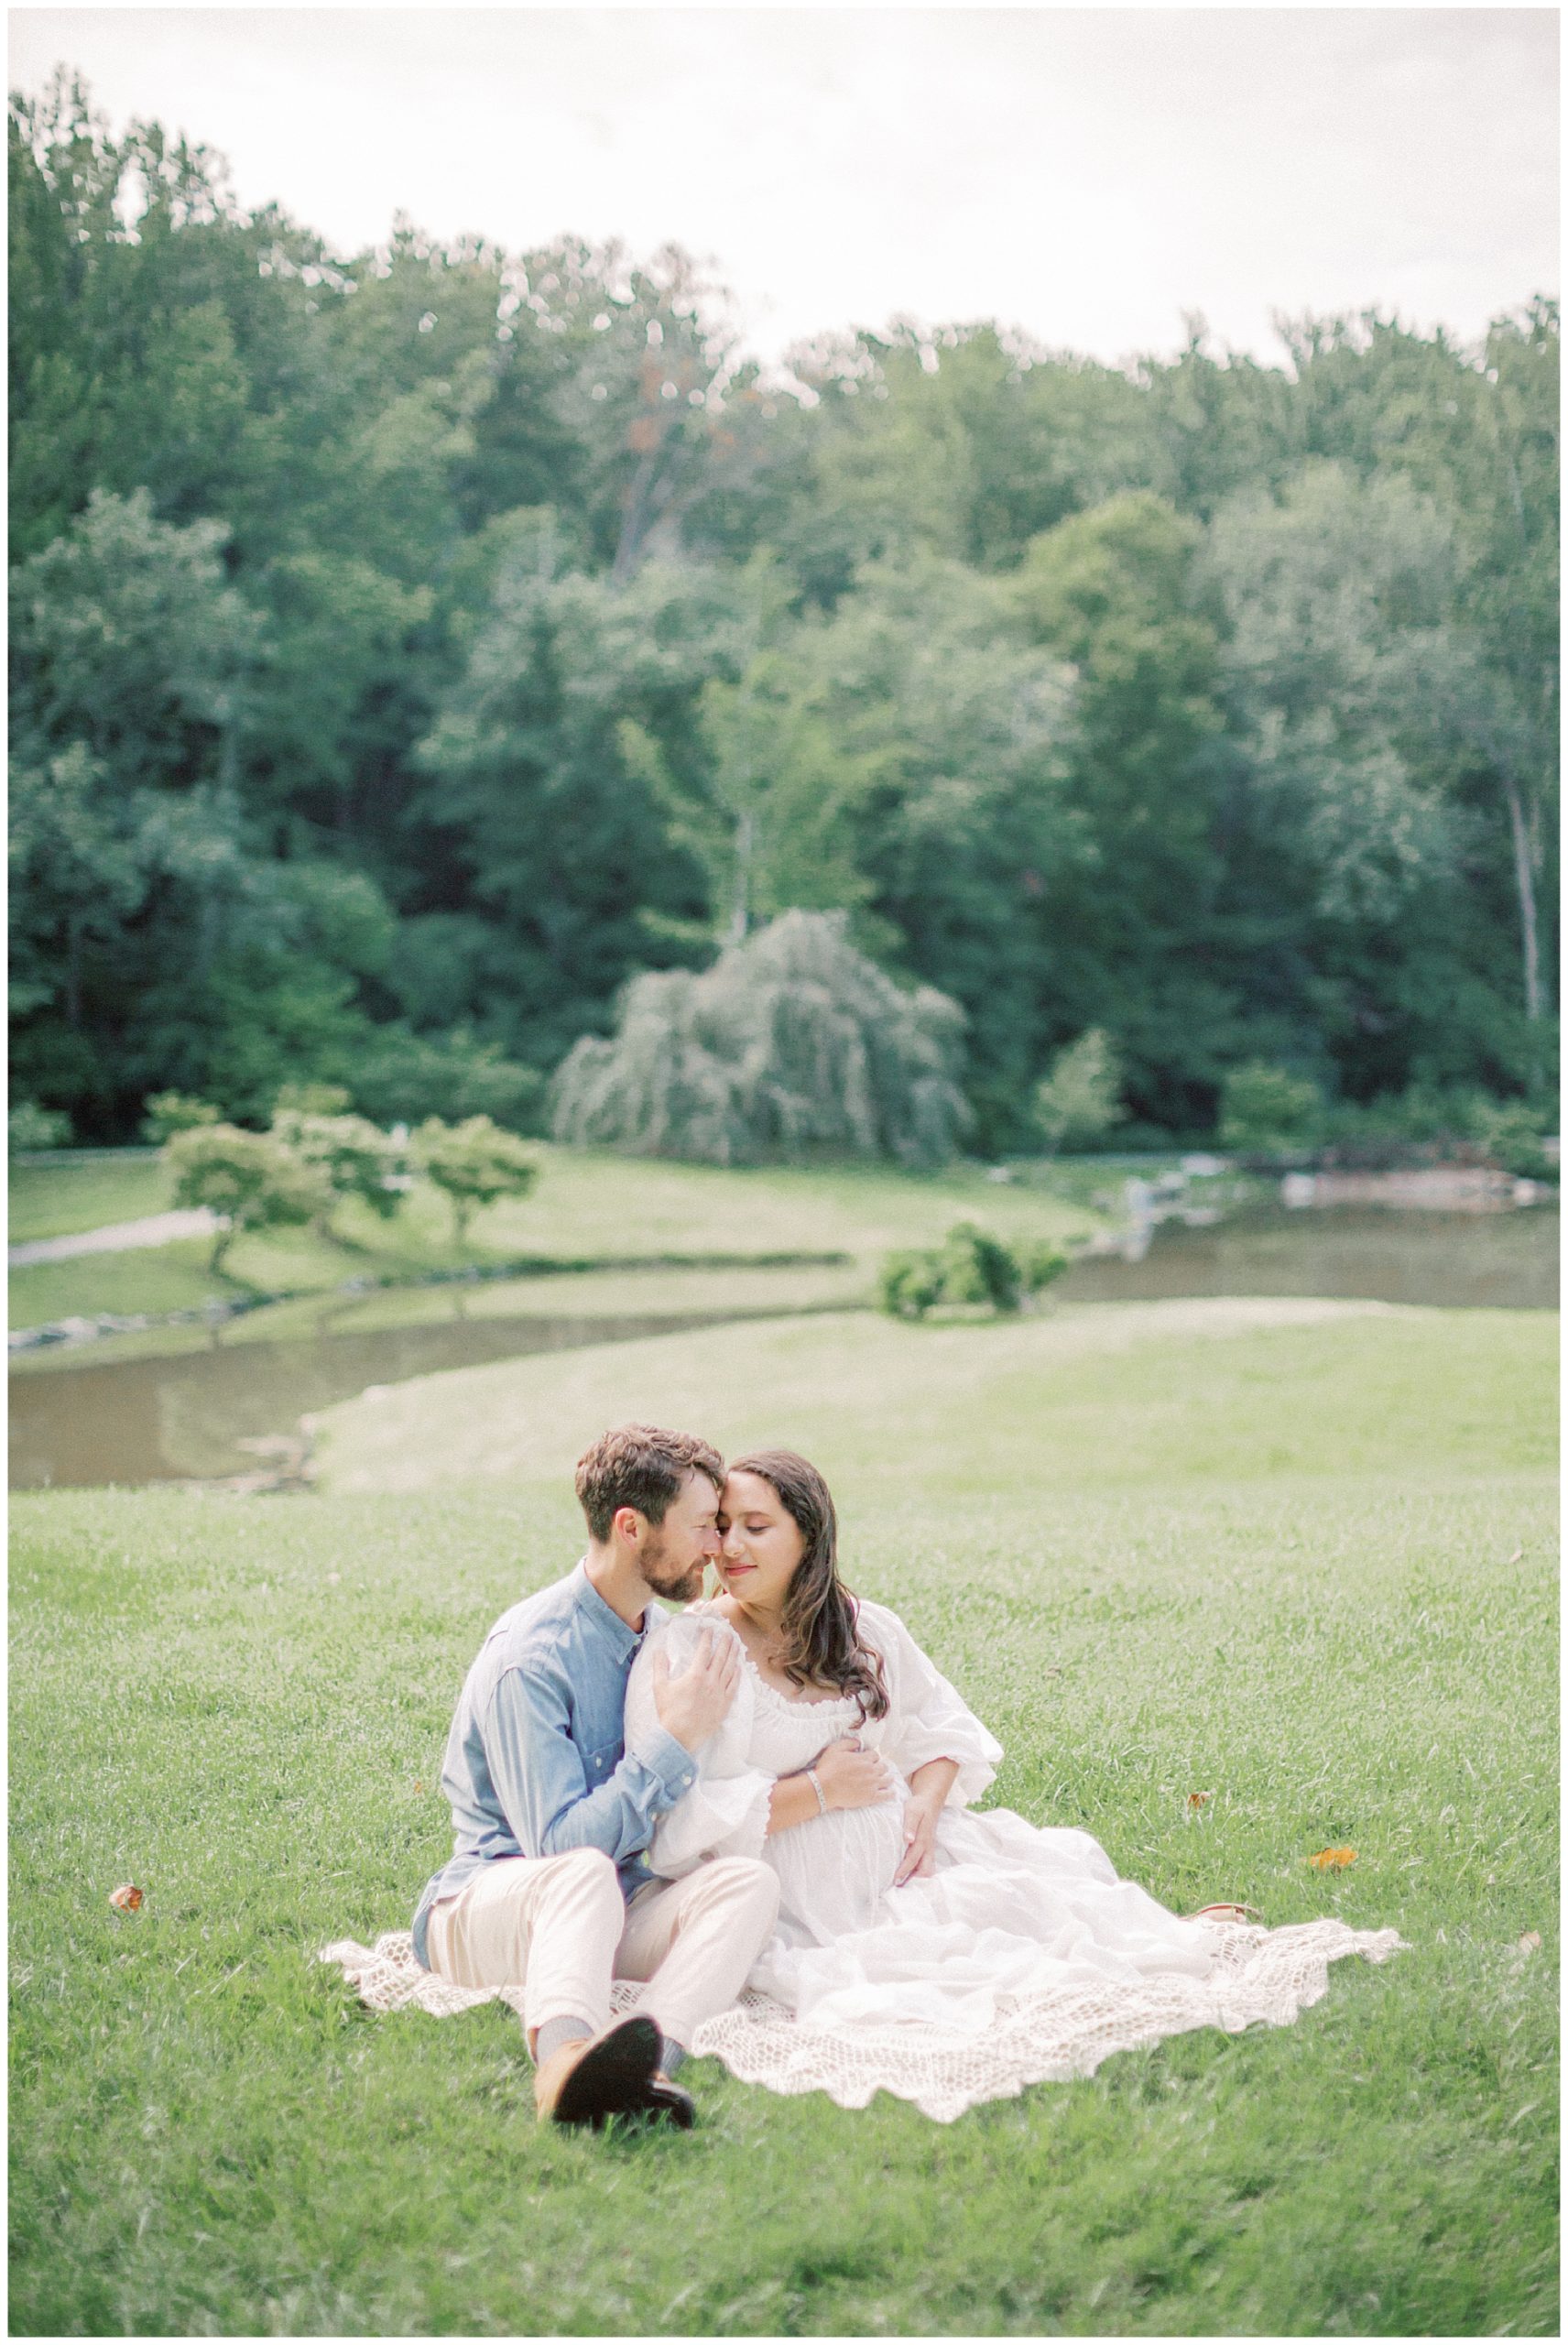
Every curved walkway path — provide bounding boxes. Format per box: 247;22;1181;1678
9;1208;217;1268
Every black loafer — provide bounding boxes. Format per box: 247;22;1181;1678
637;2072;698;2129
550;2015;661;2128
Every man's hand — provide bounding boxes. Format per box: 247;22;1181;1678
650;1631;741;1753
811;1733;900;1813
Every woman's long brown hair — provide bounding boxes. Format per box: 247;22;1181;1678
724;1449;889;1719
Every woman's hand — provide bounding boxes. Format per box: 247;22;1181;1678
893;1757;960;1885
764;1735;896;1838
893;1794;941;1884
811;1732;900;1813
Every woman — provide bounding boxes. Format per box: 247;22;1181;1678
624;1450;1401;2121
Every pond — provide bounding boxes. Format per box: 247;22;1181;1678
7;1305;797;1491
1058;1202;1558;1312
9;1205;1555;1491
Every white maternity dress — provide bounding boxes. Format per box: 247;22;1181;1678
623;1601;1402;2121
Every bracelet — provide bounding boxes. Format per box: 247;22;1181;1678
805;1766;828;1816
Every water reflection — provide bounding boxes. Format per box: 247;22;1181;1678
9;1307;772;1491
1060;1204;1557;1311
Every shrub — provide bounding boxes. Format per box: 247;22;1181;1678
1016;1237;1072;1297
877;1248;949;1321
1468;1101;1557;1182
877;1224;1072;1321
550;910;969;1169
1308;1081;1558;1174
140;1092;220;1145
414;1115;538;1245
937;1222;1023;1313
1218;1061;1323;1157
8;1101;72;1155
347;1026;545;1136
1033;1030;1125;1156
163;1124;328;1272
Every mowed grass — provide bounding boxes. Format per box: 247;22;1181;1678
7;1153;171;1245
310;1295;1549;1499
10;1303;1558;2336
9;1245;239;1331
9;1146;1097;1334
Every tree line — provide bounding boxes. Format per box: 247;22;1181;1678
9;71;1559;1158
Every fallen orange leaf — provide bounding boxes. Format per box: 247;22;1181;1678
108;1883;144;1913
1308;1848;1357;1871
1187;1793;1211;1811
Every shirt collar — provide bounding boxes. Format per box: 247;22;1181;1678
570;1556;647;1655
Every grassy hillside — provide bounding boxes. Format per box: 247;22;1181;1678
10;1299;1557;2335
311;1294;1553;1498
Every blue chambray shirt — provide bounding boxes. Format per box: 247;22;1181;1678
411;1559;696;1968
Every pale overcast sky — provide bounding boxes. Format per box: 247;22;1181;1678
8;7;1558;369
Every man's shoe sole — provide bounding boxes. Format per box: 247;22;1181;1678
550;2015;662;2128
637;2076;698;2129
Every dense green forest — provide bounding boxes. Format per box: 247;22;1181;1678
10;72;1559;1151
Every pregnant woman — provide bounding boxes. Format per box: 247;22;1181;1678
623;1449;1402;2121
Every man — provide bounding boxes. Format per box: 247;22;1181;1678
413;1423;779;2128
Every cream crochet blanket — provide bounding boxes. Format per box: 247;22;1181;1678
319;1915;1404;2126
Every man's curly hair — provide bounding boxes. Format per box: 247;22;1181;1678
574;1423;724;1541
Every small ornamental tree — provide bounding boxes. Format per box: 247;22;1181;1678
140;1092;221;1144
1033;1029;1125;1157
1218;1062;1323;1158
415;1115;538;1246
269;1106;407;1239
163;1124;328;1273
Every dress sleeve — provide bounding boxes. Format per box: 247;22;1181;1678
625;1610;775;1878
856;1600;1001;1806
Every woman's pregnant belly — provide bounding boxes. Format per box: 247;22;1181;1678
765;1786;910;1947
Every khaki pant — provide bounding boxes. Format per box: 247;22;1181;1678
425;1849;779;2054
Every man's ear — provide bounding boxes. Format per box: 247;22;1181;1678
612;1504;643;1546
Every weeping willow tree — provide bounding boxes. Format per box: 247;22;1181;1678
550;911;970;1167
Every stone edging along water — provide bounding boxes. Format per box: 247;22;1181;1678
7;1248;855;1356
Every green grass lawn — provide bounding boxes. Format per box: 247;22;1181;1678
10;1303;1557;2336
9;1145;1099;1337
310;1294;1551;1499
9;1241;237;1331
8;1151;170;1244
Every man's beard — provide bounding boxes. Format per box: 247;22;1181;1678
641;1533;705;1604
